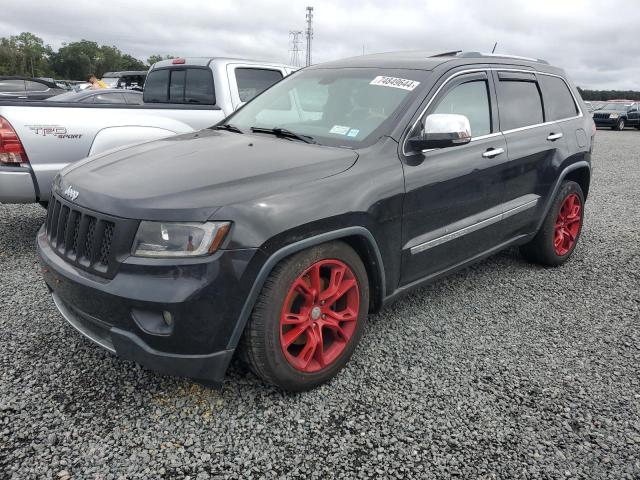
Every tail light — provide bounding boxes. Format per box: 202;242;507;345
0;116;28;165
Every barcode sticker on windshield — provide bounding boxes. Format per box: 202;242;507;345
370;76;420;91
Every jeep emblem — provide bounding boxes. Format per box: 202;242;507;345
63;186;79;201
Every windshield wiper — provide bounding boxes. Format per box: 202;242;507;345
213;123;244;134
250;126;316;144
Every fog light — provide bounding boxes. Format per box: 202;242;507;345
131;308;174;336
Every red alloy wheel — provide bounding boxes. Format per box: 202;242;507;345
554;193;582;256
279;259;360;373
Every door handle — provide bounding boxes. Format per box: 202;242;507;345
547;132;563;141
482;147;505;159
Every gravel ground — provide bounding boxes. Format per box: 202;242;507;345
1;130;639;479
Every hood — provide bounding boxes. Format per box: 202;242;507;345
58;129;358;221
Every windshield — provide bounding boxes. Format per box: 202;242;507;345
225;68;426;147
601;103;631;111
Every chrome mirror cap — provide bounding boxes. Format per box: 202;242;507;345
424;113;472;144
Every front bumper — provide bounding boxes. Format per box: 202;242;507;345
0;166;36;203
593;117;619;127
37;225;264;385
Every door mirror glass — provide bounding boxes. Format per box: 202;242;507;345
408;113;472;151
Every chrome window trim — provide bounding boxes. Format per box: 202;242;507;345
409;197;539;255
403;68;583;156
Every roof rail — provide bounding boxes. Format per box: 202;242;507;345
429;51;549;65
430;50;462;57
457;51;549;64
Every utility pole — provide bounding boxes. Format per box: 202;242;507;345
305;6;314;67
289;31;303;67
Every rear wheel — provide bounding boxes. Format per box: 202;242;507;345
520;180;584;266
240;241;369;391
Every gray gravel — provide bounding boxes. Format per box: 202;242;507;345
1;130;639;479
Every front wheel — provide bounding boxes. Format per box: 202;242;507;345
520;180;585;266
240;241;369;391
613;118;625;130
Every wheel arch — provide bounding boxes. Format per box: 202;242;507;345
535;161;591;234
564;165;591;200
226;226;386;350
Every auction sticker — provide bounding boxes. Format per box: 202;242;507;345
329;125;351;135
370;76;420;91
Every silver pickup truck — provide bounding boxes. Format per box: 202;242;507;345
0;57;295;205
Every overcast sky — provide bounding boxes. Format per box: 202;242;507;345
2;0;639;90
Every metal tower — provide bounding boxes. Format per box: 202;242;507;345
305;6;314;66
289;31;303;67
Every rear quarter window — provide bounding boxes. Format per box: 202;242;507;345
539;75;579;121
498;79;544;130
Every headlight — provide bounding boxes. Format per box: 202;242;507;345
609;113;619;119
132;221;230;258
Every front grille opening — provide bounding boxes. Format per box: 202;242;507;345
70;215;81;255
56;206;70;249
99;222;115;265
84;217;97;261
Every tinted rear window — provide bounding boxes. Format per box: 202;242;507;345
235;68;283;102
143;68;215;104
539;75;579;120
498;80;544;130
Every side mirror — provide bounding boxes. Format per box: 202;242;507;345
408;113;472;152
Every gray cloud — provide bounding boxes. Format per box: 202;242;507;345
1;0;638;89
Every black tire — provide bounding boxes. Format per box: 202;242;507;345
239;241;369;391
613;118;625;130
520;180;585;266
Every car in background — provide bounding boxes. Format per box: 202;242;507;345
48;89;143;105
592;102;639;130
101;71;147;90
0;76;67;100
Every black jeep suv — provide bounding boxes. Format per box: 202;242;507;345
592;101;640;130
38;51;594;391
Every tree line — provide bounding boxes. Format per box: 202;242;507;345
577;88;640;101
0;32;175;80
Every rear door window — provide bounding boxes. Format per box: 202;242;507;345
143;67;215;104
539;75;579;120
497;78;544;130
235;68;283;102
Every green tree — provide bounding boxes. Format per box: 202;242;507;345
147;54;175;66
0;32;53;77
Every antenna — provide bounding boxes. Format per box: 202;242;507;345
305;6;314;66
289;31;303;67
491;42;498;54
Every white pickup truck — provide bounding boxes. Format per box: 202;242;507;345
0;57;295;205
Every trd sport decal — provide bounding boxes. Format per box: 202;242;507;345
26;125;83;139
